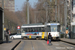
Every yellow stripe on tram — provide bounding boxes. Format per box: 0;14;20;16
42;32;45;39
29;35;31;39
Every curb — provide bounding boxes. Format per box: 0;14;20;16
11;41;21;50
60;40;75;45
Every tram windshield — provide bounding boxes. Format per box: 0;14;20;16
51;25;60;32
51;25;57;32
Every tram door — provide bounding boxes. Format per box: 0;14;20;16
42;32;45;39
0;8;3;43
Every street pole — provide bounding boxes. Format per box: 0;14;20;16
64;0;67;38
2;0;4;41
45;0;48;23
70;0;73;38
46;7;48;22
70;0;72;23
34;12;36;23
58;5;60;22
27;0;29;24
55;0;57;23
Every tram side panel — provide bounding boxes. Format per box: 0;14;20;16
45;32;60;40
21;32;43;39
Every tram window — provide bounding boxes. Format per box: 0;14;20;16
46;26;51;32
35;27;41;32
29;28;33;32
57;25;60;32
21;29;23;33
37;27;39;32
27;28;29;32
24;28;26;32
41;27;45;32
39;27;41;32
33;27;35;32
21;28;25;33
29;28;31;32
25;28;27;32
31;28;33;32
34;27;37;32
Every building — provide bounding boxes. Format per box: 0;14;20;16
0;0;2;7
70;0;75;39
72;0;75;22
0;0;15;12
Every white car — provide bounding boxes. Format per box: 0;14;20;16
10;33;21;39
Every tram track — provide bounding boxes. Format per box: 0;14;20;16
14;39;75;50
31;41;34;50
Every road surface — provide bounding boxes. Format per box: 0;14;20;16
15;40;75;50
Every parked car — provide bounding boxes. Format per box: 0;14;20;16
10;33;21;39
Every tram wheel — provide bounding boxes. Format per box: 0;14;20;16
39;38;41;40
23;37;27;40
36;38;39;40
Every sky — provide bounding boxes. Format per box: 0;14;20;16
15;0;38;11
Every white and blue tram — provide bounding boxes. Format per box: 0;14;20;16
45;23;60;40
21;24;45;39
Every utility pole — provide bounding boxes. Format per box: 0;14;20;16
55;0;57;22
27;0;29;24
70;0;72;23
34;11;37;23
64;0;67;38
46;7;48;22
2;0;4;41
58;5;60;22
45;0;48;23
34;11;40;23
70;0;73;38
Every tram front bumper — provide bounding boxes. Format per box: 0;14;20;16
52;37;59;40
22;36;41;39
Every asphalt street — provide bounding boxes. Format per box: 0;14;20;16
15;40;75;50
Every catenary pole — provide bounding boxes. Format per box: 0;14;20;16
27;0;29;24
70;0;73;38
2;0;4;41
55;0;57;22
64;0;67;38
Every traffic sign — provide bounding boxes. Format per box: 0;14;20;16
17;26;20;29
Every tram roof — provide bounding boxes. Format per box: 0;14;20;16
22;23;43;26
45;23;60;25
21;23;45;28
21;25;45;28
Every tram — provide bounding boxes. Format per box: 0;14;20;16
21;23;45;39
71;22;75;38
45;23;60;40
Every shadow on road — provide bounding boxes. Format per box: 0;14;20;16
3;41;12;43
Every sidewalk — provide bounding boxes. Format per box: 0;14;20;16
0;39;21;50
60;38;75;44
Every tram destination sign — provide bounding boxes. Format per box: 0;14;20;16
50;24;57;25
